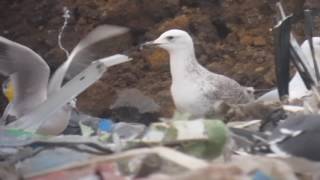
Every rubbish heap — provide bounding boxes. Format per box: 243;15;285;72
1;2;320;180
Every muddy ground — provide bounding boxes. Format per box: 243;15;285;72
0;0;318;118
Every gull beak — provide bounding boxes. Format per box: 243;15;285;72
139;40;161;50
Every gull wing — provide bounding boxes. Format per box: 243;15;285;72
0;37;50;118
257;38;320;101
269;114;320;162
8;55;131;132
48;25;129;95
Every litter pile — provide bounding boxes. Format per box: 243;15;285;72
1;2;320;180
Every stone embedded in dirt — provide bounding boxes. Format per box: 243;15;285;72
305;0;320;9
142;49;169;69
102;0;180;30
254;67;265;73
239;35;266;47
111;88;160;113
239;35;254;46
110;88;161;125
253;36;267;46
159;15;190;32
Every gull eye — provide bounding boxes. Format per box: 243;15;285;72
166;36;174;40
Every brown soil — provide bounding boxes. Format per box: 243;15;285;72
0;0;317;117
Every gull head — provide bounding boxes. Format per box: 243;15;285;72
2;78;14;102
142;29;194;53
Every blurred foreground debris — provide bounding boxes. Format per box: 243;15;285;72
3;146;299;180
0;112;308;179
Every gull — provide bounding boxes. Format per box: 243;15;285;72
249;114;320;177
257;37;320;102
143;29;254;118
0;25;128;135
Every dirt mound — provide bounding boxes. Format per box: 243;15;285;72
0;0;316;117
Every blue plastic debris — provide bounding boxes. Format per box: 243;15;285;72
252;170;272;180
99;118;114;133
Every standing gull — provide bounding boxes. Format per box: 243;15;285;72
143;29;254;117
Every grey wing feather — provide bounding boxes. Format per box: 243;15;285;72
0;37;15;75
206;74;251;104
270;114;320;138
0;37;50;117
66;25;129;79
48;25;129;95
257;89;279;102
269;115;320;161
64;50;96;80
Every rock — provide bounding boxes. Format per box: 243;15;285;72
305;0;320;9
110;88;161;125
142;49;169;69
156;15;191;35
255;67;264;73
111;89;160;113
239;35;266;46
239;35;254;46
253;36;267;46
103;0;179;30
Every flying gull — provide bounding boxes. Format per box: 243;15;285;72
143;29;254;117
0;25;128;135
